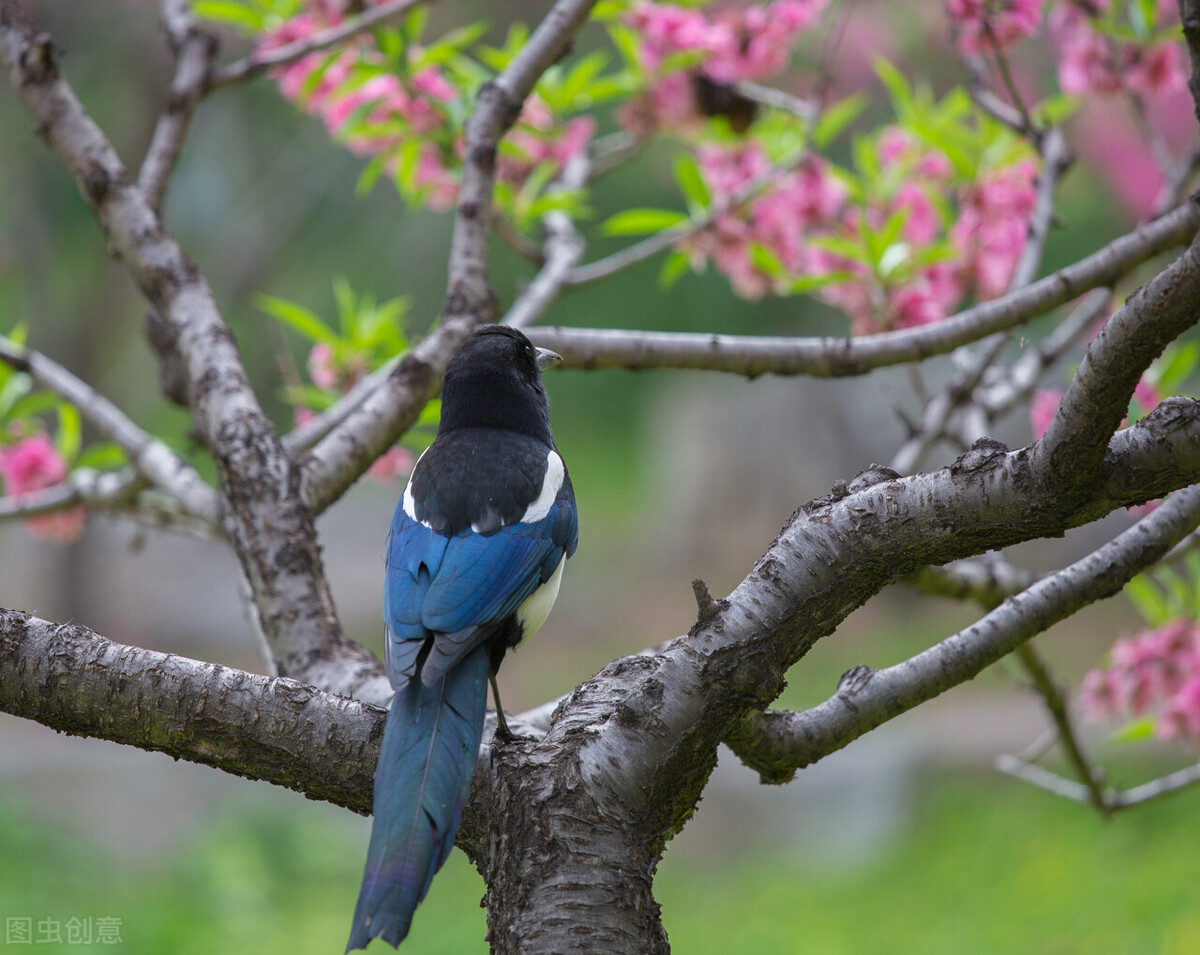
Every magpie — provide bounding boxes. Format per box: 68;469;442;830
347;325;578;951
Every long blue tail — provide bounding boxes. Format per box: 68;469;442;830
346;644;489;951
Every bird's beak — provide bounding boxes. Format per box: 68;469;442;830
535;347;563;370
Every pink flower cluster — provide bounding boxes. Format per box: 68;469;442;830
952;159;1038;299
0;432;86;542
620;0;828;134
500;98;597;185
1080;619;1200;752
258;2;593;209
684;126;1039;333
1050;1;1186;97
301;346;414;485
680;143;845;299
946;0;1042;55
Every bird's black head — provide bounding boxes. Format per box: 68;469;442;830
438;326;561;442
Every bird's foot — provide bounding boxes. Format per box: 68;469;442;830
489;713;536;764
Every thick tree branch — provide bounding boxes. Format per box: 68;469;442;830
1034;231;1200;504
725;482;1200;782
0;610;379;814
526;198;1199;377
1182;0;1200;131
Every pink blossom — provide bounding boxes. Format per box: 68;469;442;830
1079;667;1124;720
1126;43;1187;97
893;183;940;245
1090;620;1200;720
947;0;1042;55
368;445;416;484
1132;376;1161;412
1050;8;1121;95
951;160;1037;299
411;142;460;212
1030;388;1062;440
410;66;458;103
1158;675;1200;747
307;343;339;391
706;0;829;83
0;433;86;542
625;2;716;74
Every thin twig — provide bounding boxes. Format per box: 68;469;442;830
503;152;589;328
0;334;220;525
564;144;811;288
208;0;432;89
137;0;217;211
1012;641;1110;815
997;755;1200;812
527;196;1200;377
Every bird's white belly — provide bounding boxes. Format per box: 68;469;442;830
516;556;565;641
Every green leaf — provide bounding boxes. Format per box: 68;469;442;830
813;94;866;148
412;21;489;69
601;208;689;236
748;242;786;278
787;271;856;295
75;442;128;472
403;5;429;45
258;295;339;345
55;402;81;463
1125;573;1169;625
874;58;914;120
192;0;265;30
1033;94;1080;128
0;373;33;424
283;385;337;411
6;390;63;422
356;153;391;197
673;153;710;218
810;233;869;266
1109;715;1157;745
1152;341;1199;396
658;249;693;290
559;50;610;109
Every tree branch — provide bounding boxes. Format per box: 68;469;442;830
1034;232;1200;504
726;482;1200;782
137;0;217;212
0;333;220;525
0;609;379;815
502;152;589;329
0;4;374;698
208;0;433;89
525;198;1199;377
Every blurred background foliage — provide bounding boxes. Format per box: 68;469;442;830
1;1;1199;952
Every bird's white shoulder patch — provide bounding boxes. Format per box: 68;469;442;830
520;450;564;524
401;447;432;528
